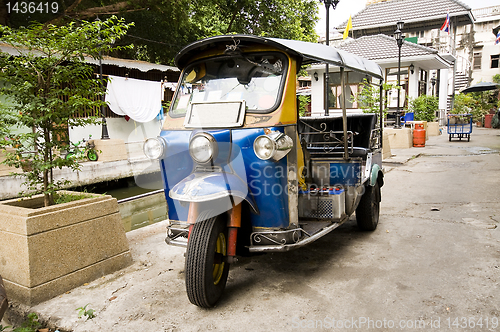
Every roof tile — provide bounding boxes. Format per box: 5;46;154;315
338;0;471;29
337;34;438;60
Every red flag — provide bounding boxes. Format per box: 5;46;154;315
440;11;450;34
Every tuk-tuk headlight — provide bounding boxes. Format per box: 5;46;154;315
253;135;275;160
254;131;293;161
189;132;218;164
143;137;166;160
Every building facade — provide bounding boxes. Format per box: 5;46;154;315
310;0;499;121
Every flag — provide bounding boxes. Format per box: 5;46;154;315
343;16;352;40
440;11;450;34
496;31;500;45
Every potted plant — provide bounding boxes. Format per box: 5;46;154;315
0;17;133;205
409;95;438;122
0;17;134;305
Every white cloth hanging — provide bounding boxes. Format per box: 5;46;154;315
105;75;162;123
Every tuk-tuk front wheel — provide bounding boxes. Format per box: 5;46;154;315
185;215;229;308
356;182;380;231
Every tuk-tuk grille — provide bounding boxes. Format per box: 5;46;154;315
307;200;335;219
298;191;345;220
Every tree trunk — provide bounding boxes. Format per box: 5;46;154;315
43;127;54;207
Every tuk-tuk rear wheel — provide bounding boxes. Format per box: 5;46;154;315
355;182;380;231
185;215;229;308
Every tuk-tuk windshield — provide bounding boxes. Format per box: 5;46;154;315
170;52;287;116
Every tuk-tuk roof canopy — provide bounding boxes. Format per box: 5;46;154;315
174;35;383;80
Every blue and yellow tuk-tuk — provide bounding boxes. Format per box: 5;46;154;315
143;35;384;307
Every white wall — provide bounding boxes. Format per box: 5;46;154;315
408;66;419;101
439;69;449;111
456;9;500;84
473;42;500;83
69;117;163;144
309;67;326;116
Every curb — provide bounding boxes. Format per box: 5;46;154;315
3;301;71;332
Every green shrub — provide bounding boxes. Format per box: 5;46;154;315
354;79;396;117
298;95;311;117
409;95;438;122
452;93;492;122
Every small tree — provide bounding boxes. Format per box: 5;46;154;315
493;74;500;84
451;93;476;114
409;95;439;122
354;79;396;117
298;95;310;117
0;17;133;206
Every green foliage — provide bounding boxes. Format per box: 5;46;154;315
54;191;94;204
298;95;310;117
12;313;41;332
0;324;12;331
451;93;475;114
77;304;96;320
409;95;439;122
492;74;500;84
0;17;132;207
191;0;319;41
354;79;396;117
452;90;496;122
5;0;319;65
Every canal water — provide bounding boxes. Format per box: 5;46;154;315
72;172;168;232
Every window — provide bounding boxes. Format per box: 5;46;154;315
491;54;499;69
473;52;482;70
418;69;428;97
327;72;371;109
385;67;409;108
299;80;311;88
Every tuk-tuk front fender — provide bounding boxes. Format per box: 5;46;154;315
169;172;258;214
370;164;384;187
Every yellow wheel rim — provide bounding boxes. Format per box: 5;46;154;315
213;232;226;285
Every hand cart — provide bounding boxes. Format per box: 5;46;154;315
447;114;472;142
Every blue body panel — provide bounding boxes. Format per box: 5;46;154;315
232;128;289;229
159;126;289;229
329;162;361;187
159;130;193;222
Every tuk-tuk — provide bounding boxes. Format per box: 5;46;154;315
143;35;384;308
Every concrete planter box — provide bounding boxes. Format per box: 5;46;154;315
384;127;413;149
427;122;440;136
0;191;132;305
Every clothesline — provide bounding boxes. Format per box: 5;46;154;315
93;73;175;84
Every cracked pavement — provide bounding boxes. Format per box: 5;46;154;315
3;127;500;332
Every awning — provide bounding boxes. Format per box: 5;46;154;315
460;82;500;93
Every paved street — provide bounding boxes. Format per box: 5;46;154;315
4;127;500;332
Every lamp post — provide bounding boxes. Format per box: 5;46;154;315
95;17;110;140
394;19;404;128
321;0;340;116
